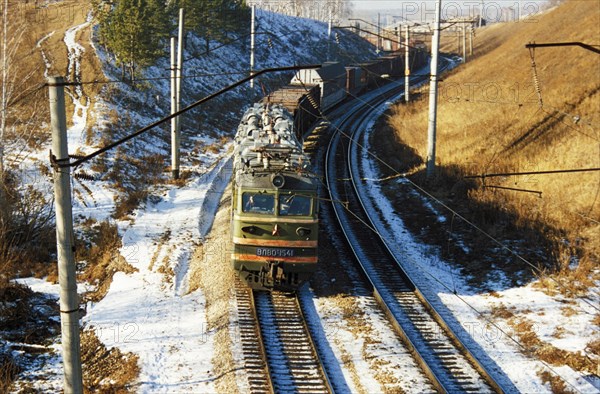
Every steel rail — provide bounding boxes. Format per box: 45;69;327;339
235;279;275;394
324;85;447;393
324;64;505;392
347;98;505;394
254;290;333;394
293;293;335;394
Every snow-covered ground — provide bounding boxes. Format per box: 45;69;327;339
83;157;231;392
10;7;375;392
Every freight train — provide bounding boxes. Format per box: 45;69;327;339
232;50;428;291
231;104;319;291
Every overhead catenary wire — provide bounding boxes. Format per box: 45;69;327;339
49;64;321;169
465;167;600;179
50;11;594;387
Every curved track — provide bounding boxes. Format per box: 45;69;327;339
323;77;505;393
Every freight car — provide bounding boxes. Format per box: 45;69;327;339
231;103;319;291
262;84;321;140
289;49;428;112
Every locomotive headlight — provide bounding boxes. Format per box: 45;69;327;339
296;227;311;237
271;173;285;188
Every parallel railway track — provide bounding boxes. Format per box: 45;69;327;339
322;76;506;393
234;59;508;393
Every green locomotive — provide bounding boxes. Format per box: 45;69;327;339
231;103;318;291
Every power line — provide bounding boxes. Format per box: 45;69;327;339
526;41;600;55
46;71;250;87
321;82;600;315
302;79;592;392
49;64;321;170
465;167;600;179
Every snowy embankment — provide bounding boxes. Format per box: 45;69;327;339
357;113;600;393
13;7;376;392
83;157;231;392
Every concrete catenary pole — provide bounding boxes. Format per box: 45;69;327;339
462;25;467;62
250;4;256;88
48;76;83;394
405;24;410;102
469;23;474;56
327;11;332;60
170;37;178;179
377;12;381;51
173;8;184;179
426;0;442;179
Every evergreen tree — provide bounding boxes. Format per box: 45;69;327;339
92;0;248;76
176;0;249;53
94;0;173;80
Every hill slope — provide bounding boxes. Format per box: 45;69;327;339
372;0;599;389
2;2;377;391
379;0;599;278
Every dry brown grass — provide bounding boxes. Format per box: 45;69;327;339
1;0;104;281
376;0;600;288
0;176;56;286
76;219;137;302
3;1;101;150
538;370;576;394
490;303;515;319
0;353;20;394
81;329;139;392
509;316;597;375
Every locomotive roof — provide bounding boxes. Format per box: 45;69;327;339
233;103;311;175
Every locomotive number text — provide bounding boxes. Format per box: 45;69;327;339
256;248;295;257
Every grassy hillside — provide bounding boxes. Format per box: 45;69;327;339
374;0;599;289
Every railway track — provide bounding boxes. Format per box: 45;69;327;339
323;79;505;393
235;279;332;394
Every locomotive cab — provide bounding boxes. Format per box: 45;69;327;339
231;171;318;291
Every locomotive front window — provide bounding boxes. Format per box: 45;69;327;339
242;193;275;214
279;194;312;216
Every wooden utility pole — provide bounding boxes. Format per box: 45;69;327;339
426;0;442;179
250;4;256;88
48;76;83;394
405;24;410;102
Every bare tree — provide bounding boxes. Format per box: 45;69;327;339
0;0;47;226
0;0;11;225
